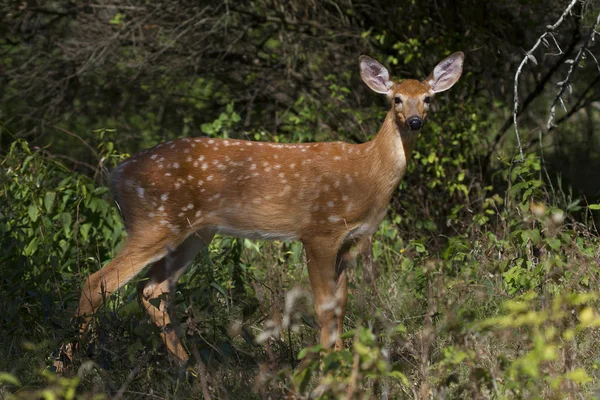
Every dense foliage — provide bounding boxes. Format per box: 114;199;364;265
1;0;600;398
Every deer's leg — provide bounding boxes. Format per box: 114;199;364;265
76;232;177;330
304;238;351;350
137;230;214;363
333;243;354;351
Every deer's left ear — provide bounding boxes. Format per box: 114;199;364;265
426;52;464;93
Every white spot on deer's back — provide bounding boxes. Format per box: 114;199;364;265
150;154;158;160
201;163;208;171
197;180;204;186
161;193;169;201
328;215;341;223
137;187;145;199
327;201;335;208
334;156;341;161
208;139;214;144
207;175;214;181
173;162;180;169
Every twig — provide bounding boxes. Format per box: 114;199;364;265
550;74;600;129
113;352;152;400
512;0;580;162
34;147;97;172
547;10;600;129
53;126;99;160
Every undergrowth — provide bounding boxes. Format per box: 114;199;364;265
1;139;600;399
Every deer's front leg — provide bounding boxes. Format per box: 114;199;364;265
304;238;350;350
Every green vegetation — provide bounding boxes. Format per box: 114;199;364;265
1;0;600;398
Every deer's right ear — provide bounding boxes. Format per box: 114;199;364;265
359;56;393;96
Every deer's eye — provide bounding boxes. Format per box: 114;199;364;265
424;96;431;104
394;97;402;104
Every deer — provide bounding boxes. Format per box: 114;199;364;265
73;52;464;364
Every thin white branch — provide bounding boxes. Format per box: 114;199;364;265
547;10;600;129
513;0;580;162
585;48;600;73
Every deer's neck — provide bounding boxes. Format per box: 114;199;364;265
369;110;418;187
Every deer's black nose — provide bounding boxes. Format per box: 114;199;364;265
406;116;423;131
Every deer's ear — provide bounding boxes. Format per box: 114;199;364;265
359;55;393;95
426;52;464;93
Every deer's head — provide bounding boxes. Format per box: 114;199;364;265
359;52;464;132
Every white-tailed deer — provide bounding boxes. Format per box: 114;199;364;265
75;52;464;363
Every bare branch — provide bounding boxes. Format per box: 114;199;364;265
547;10;600;129
513;0;580;162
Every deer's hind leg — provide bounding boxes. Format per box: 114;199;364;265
137;230;214;363
76;230;178;330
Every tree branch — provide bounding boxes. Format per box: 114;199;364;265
547;10;600;129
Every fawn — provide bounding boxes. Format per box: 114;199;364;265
74;52;464;363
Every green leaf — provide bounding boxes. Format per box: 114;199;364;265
59;213;72;237
44;192;56;213
28;204;39;223
243;239;261;254
23;237;39;256
79;223;92;242
210;282;229;299
297;344;323;359
0;372;21;386
388;370;409;386
588;204;600;210
546;238;561;251
566;368;592;384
